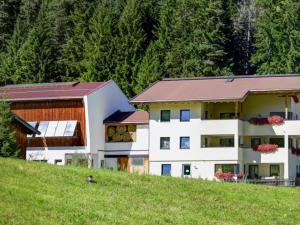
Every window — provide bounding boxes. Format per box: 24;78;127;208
55;121;68;136
180;109;190;122
219;138;234;147
161;164;171;176
270;164;280;177
160;137;170;149
27;122;37;137
296;165;300;177
36;121;49;137
66;159;72;165
215;164;240;174
45;121;58;137
64;121;77;136
251;137;261;148
161;110;170;122
182;164;191;176
269;137;284;147
220;113;239;119
131;157;144;166
180;137;190;149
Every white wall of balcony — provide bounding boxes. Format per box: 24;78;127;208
104;124;149;152
242;147;288;164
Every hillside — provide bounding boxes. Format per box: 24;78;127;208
1;1;300;96
0;158;299;225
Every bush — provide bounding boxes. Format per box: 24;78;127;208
0;101;18;157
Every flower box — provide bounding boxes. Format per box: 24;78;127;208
215;171;233;180
254;144;278;152
248;115;284;126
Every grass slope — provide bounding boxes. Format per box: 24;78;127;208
1;158;300;225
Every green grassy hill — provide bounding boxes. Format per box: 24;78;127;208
1;158;300;225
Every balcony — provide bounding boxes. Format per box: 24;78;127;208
200;147;243;161
200;119;241;135
242;148;287;164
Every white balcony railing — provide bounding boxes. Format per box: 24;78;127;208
242;147;287;164
200;119;240;135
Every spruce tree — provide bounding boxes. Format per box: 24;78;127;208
233;0;259;75
135;0;175;93
0;0;21;51
112;0;147;97
80;0;124;82
0;100;18;157
61;0;97;81
170;0;231;77
252;0;300;74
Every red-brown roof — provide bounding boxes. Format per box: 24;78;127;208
0;81;111;101
130;75;300;103
103;110;149;124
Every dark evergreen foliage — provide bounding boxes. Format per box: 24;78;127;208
0;0;300;96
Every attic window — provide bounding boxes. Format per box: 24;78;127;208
225;78;234;83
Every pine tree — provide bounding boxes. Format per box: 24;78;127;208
61;0;97;81
163;0;231;77
252;0;300;74
0;0;21;51
233;0;259;75
135;0;175;94
0;100;18;157
111;0;147;97
80;0;124;82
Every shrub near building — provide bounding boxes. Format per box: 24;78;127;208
0;101;18;157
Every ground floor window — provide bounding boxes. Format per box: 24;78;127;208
296;165;300;178
215;164;240;174
182;164;191;176
161;164;171;176
270;164;280;177
131;157;144;166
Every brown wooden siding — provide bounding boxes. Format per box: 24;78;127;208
11;100;86;147
15;124;27;159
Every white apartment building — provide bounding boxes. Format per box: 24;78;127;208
130;75;300;180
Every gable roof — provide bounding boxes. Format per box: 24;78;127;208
130;75;300;103
0;81;111;102
103;110;149;124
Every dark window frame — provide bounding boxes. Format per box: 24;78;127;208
161;164;171;176
182;164;191;176
161;110;171;122
180;136;190;149
160;137;170;150
270;164;280;177
180;109;190;122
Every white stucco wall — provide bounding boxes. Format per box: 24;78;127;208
84;81;134;167
26;146;87;165
104;124;149;152
148;98;300;180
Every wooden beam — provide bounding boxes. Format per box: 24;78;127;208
235;101;238;119
285;96;288;119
